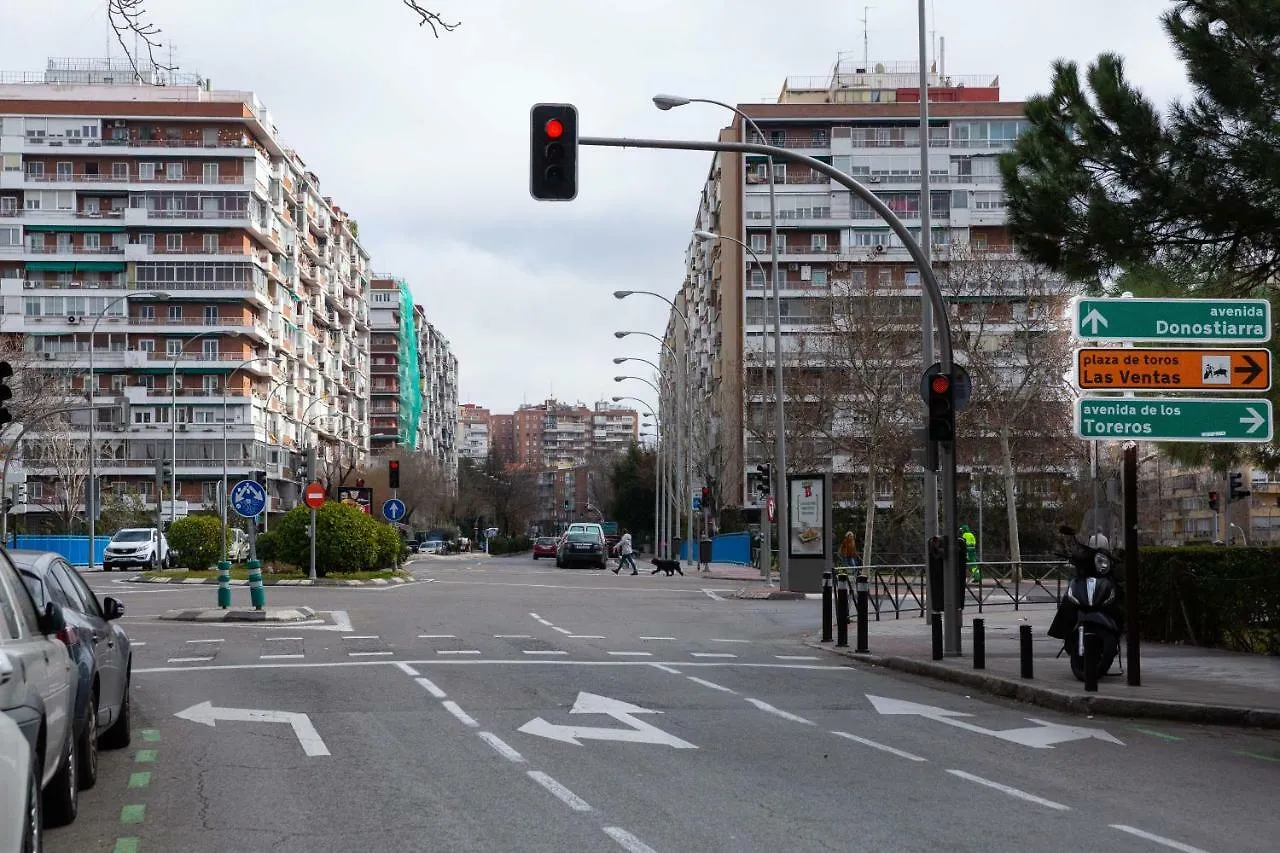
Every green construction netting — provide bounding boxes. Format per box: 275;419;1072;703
397;279;422;447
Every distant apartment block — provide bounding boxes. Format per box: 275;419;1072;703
458;403;490;461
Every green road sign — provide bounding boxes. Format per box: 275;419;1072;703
1073;297;1271;344
1075;397;1274;443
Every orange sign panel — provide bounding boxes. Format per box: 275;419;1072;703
1076;348;1272;391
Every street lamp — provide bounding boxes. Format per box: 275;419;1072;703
170;330;229;526
613;394;661;558
222;355;282;563
616;373;675;557
87;290;170;570
661;93;787;582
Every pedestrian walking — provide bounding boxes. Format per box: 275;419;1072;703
613;528;637;575
837;531;859;569
960;524;978;583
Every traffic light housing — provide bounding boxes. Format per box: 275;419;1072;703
927;373;955;443
0;360;12;425
1229;472;1251;503
530;103;578;201
701;486;711;503
306;446;318;480
756;464;771;496
1209;490;1220;511
388;459;401;490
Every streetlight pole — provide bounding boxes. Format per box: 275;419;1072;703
170;330;227;527
655;94;788;585
223;356;279;565
917;0;940;563
613;394;660;556
86;291;169;570
613;374;666;555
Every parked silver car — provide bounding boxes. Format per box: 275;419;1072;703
0;548;78;828
0;710;41;852
13;550;133;791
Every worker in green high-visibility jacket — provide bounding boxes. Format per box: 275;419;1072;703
960;524;979;583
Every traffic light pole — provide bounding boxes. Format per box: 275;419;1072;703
578;135;959;642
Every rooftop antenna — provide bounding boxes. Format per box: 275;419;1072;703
860;6;873;70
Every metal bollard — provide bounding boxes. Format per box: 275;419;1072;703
247;559;266;610
835;574;850;648
821;571;833;643
1019;624;1034;679
931;611;943;660
216;560;232;609
855;574;869;653
1083;632;1099;693
973;618;985;670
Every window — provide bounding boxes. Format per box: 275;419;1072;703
166;162;183;181
84;233;100;250
202;376;220;394
811;129;828;146
113;162;128;179
203;306;218;324
133;409;153;424
749;234;766;252
769;130;785;145
140;233;155;252
203;234;218;253
166;339;182;356
749;268;765;288
810;268;828;286
201;339;219;357
202;128;218;147
138;339;155;353
56;161;72;180
851;269;867;285
974;234;988;250
0;226;18;247
810;234;827;252
904;269;920;286
166;233;183;252
168;305;182;320
0;553;43;639
25;162;44;179
773;163;786;182
139;305;156;320
879;269;892;285
203;163;219;184
973;191;1005;210
139;162;155;181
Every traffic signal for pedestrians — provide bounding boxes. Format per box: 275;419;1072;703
701;486;711;504
0;361;13;426
1208;490;1220;511
927;373;955;443
529;103;579;201
388;459;401;490
1229;472;1251;503
756;464;771;495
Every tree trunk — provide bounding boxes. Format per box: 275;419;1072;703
999;423;1022;581
861;465;877;568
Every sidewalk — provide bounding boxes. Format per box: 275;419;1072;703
695;561;776;583
808;603;1280;727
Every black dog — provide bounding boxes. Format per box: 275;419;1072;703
650;557;683;577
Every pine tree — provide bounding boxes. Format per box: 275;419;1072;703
1001;0;1280;295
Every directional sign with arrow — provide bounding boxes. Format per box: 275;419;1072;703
1076;347;1272;392
518;692;697;749
866;695;1123;749
1073;297;1271;344
175;701;331;756
1075;396;1273;443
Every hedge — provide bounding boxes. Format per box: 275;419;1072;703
1137;546;1280;654
255;502;405;576
168;514;228;570
488;535;533;556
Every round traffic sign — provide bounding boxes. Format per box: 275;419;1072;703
230;479;267;518
766;495;776;522
303;481;326;509
382;498;406;522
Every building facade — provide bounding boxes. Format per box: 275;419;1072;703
503;399;638;470
457;403;491;461
665;54;1060;510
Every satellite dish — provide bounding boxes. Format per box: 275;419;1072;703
874;63;885;74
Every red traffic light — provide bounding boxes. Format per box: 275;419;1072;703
930;375;951;395
389;460;400;471
544;118;564;139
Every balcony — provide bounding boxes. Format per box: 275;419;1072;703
23;134;257;155
19;171;252;190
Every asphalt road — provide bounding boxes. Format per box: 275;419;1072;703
47;552;1280;853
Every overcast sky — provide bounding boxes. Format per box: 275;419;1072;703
2;1;1189;417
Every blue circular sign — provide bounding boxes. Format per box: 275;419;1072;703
382;498;406;522
230;479;267;518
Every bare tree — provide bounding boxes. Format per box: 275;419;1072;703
364;449;454;528
109;1;460;76
26;415;89;534
0;336;82;474
942;245;1076;568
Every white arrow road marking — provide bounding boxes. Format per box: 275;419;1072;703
1081;307;1109;335
518;691;697;749
1240;406;1266;434
174;701;330;756
866;695;1123;749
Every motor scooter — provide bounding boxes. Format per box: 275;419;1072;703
1047;525;1124;682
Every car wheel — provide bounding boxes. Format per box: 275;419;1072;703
43;721;78;827
100;671;131;750
22;752;41;853
77;694;98;790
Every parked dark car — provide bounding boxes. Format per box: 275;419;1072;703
532;537;559;559
11;550;133;792
556;531;607;570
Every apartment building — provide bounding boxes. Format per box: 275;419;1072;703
666;53;1054;507
0;58;371;520
369;275;459;475
505;399;639;470
458;403;491;461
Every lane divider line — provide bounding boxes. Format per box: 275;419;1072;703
691;652;737;659
120;804;146;825
776;655;819;661
1108;824;1210;853
418;634;456;639
945;770;1070;811
528;770;592;812
112;839;140;853
553;626;574;635
650;663;682;675
604;826;661;853
744;698;814;725
393;662;420;676
442;700;479;727
523;650;568;656
495;634;532;639
569;635;606;639
831;731;927;762
127;772;151;788
348;651;394;657
186;638;225;644
639;636;676;641
266;637;303;642
165;656;213;663
260;654;304;660
687;676;736;694
342;635;380;640
710;639;750;644
436;650;482;655
478;731;526;764
608;651;653;657
415;677;447;699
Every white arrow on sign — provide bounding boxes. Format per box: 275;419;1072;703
866;695;1123;750
518;692;697;749
1080;308;1109;335
175;701;330;756
1240;406;1267;435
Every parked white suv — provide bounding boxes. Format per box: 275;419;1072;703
103;528;172;572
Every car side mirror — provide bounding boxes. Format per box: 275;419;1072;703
103;597;126;621
39;601;66;636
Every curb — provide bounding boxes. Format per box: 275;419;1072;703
159;606;318;623
733;587;808;601
803;637;1280;729
133;574;412;587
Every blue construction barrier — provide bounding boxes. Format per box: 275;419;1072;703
12;535;110;567
677;531;752;565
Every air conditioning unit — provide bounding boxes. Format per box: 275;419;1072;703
42;351;56;360
788;263;799;271
874;244;886;253
834;262;849;271
65;315;80;325
22;281;34;289
868;175;881;183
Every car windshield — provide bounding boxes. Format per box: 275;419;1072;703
112;530;152;542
